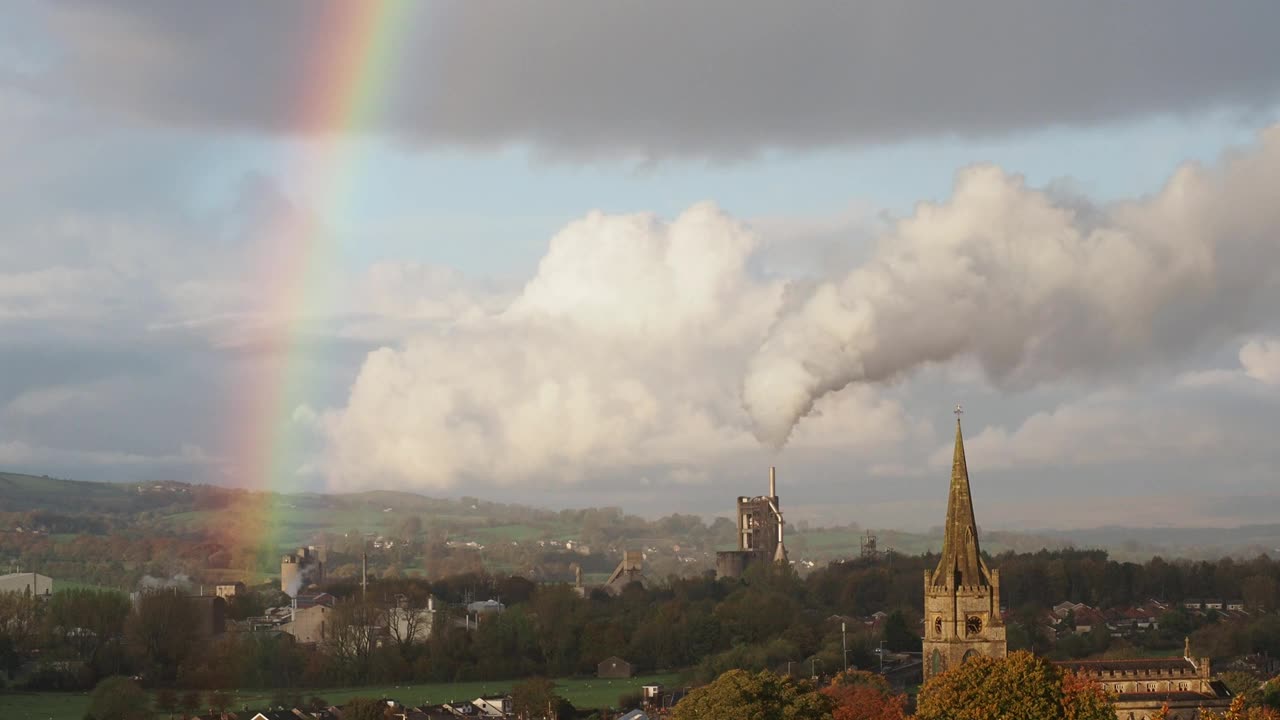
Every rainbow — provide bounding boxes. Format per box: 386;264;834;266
227;0;412;571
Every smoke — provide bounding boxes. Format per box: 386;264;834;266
744;126;1280;446
137;573;192;592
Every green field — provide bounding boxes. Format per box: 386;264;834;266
51;579;126;594
0;673;683;720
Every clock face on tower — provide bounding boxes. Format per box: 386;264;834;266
966;616;983;636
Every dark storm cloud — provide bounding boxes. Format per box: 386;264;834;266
44;1;1280;157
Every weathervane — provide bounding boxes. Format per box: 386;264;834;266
954;404;964;418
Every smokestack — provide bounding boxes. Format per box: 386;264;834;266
362;552;368;602
769;466;776;498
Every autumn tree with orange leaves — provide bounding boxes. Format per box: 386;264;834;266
915;651;1114;720
1198;696;1280;720
822;669;907;720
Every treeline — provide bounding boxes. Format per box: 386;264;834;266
10;548;1280;695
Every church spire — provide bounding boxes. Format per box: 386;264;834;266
932;413;988;587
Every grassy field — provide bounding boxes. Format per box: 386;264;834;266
51;579;126;594
0;673;684;720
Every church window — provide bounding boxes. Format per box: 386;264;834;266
962;650;979;663
930;650;943;676
934;617;943;636
966;616;983;636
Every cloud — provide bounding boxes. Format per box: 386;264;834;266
38;2;1280;158
744;124;1280;446
0;438;217;470
935;392;1233;472
1240;337;1280;385
2;382;110;417
316;203;907;492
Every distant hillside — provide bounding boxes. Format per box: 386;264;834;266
0;471;139;513
2;470;1276;567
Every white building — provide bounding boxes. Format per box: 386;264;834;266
0;572;53;596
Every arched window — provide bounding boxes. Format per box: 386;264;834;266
962;650;979;664
931;650;944;676
934;617;943;636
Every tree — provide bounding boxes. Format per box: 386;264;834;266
822;670;907;720
1202;696;1280;720
882;610;919;652
125;590;200;686
916;651;1114;720
87;676;153;720
512;677;572;719
1221;671;1265;707
672;669;834;720
1244;576;1280;612
328;600;381;684
343;697;389;720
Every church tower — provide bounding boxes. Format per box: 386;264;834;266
922;413;1006;681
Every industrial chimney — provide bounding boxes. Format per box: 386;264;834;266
769;466;776;498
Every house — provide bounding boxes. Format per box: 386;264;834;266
1072;607;1107;634
471;695;512;717
1204;599;1224;611
1182;598;1204;611
598;655;634;679
1052;601;1086;619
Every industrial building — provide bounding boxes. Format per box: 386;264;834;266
0;572;53;596
603;550;646;594
715;466;787;579
280;546;325;597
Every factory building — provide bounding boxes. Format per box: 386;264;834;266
715;467;787;579
280;546;325;597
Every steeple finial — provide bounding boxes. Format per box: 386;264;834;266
932;409;988;588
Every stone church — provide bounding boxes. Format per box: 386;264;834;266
922;416;1007;681
921;417;1232;719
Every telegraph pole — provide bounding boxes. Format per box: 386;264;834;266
842;622;848;672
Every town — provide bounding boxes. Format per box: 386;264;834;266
5;3;1280;720
5;420;1280;719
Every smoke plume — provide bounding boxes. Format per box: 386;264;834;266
744;126;1280;446
137;573;192;592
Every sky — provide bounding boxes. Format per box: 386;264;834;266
4;1;1280;530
